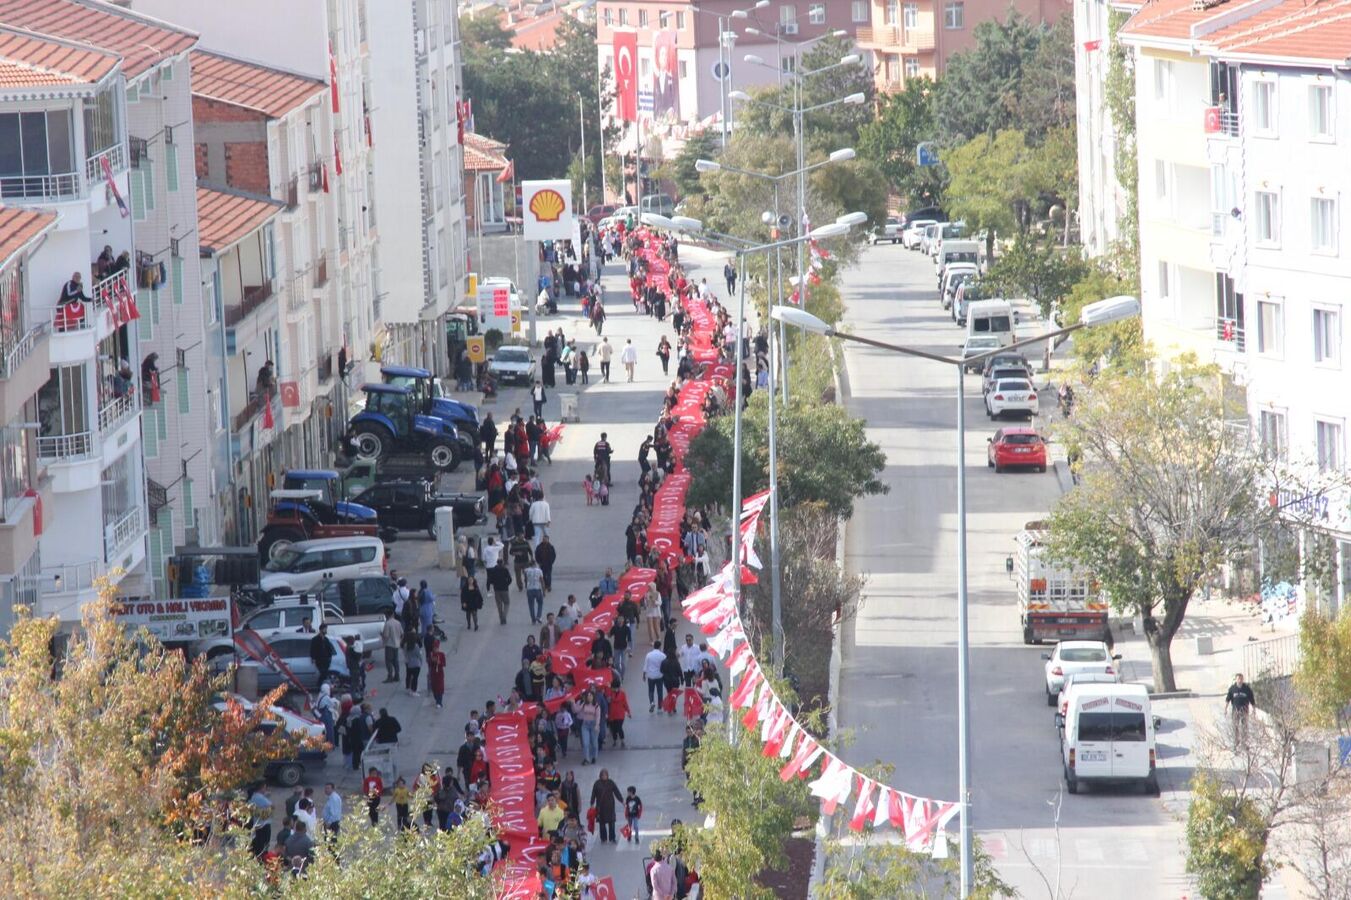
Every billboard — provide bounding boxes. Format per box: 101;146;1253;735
111;596;232;642
652;29;679;120
521;179;574;241
477;281;514;334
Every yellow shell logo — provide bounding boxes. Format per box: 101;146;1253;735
529;189;566;222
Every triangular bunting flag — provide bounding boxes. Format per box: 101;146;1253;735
779;737;822;781
779;722;800;759
849;779;877;832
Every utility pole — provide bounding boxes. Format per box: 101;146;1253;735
579;93;588;210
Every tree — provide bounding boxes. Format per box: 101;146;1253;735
942;129;1032;257
983;235;1086;320
1186;772;1270;900
1019;125;1079;243
1294;608;1351;731
817;836;1017;899
856;77;946;207
1062;262;1143;371
937;13;1047;144
683;392;888;519
1044;360;1272;692
671;132;718;199
1016;15;1077;143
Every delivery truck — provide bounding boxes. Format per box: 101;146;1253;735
1014;523;1110;645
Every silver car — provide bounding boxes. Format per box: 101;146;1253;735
210;633;351;694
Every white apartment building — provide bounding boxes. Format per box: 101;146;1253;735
367;0;469;375
1119;0;1351;614
0;1;203;623
1072;0;1129;257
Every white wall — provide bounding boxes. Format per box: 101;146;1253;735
126;0;329;79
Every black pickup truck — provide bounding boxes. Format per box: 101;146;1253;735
350;479;486;538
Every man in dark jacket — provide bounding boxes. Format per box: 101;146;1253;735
534;536;557;593
486;557;513;625
373;708;402;744
589;769;625;844
457;730;479;790
347;704;372;771
310;624;335;685
479;413;498;457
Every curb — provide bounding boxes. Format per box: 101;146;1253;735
1149;690;1197;701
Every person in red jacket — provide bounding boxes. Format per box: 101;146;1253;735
427;640;447;709
607;681;632;748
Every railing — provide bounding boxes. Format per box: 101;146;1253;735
39;559;100;596
0;172;81;201
1211;211;1229;237
287;275;310;313
222;282;275;327
98;391;139;434
0;323;47;379
1243;632;1300;680
308;164;323;192
36;431;95;461
856;25;899;45
50;304;92;333
91;269;128;311
233;394;264;432
146;478;168;527
313;254;329;288
317;353;334;383
1216;316;1247;352
103;506;144;564
907;29;936;51
286;176;300;209
85;144;127;183
1219;109;1239;136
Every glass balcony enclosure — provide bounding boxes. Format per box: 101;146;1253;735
0;86;124;202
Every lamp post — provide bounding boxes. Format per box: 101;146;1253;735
771;295;1141;898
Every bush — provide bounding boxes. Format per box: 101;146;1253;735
1186;771;1269;900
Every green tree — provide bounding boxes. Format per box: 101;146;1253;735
683;392;888;519
1186;772;1270;900
937;12;1047;144
1045;360;1272;692
1295;608;1351;731
459;10;512;49
1019;125;1079;242
1016;15;1077;143
1061;262;1143;371
856;77;946;207
735;36;876;154
671;131;718;199
942;129;1032;256
983;234;1086;320
818;837;1017;899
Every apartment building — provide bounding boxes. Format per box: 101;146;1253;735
1072;0;1129;257
0;0;201;624
858;0;1070;90
1119;0;1351;614
367;0;470;375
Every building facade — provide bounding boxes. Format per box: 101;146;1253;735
1072;0;1129;257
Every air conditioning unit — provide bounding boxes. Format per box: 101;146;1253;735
783;22;799;35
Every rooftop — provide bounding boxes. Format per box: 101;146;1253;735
1207;0;1351;64
464;131;510;172
196;186;284;256
0;206;58;268
0;0;196;80
1117;0;1242;43
190;49;327;119
0;25;120;90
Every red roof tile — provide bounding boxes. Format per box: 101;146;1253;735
0;26;120;89
0;0;196;80
196;186;283;255
0;206;57;267
1119;0;1237;42
463;132;509;172
1208;0;1351;63
190;50;327;119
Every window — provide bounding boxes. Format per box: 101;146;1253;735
1317;419;1343;471
885;57;901;82
1153;59;1174;107
83;87;119;157
905;57;920;79
638;9;648;27
1253;80;1276;134
1259;409;1287;461
1311;197;1337;253
1309;84;1333;138
0;110;75;195
943;1;964;29
1256;299;1283;355
780;5;797;26
618;8;626;25
781;56;797;74
1254;190;1281;244
659;10;669;28
851;0;868;23
904;2;919;28
676;11;685;29
603;7;612;26
1157;261;1172;300
1314;307;1341;365
1154;159;1171;207
885;0;899;25
809;3;826;24
678;60;687;78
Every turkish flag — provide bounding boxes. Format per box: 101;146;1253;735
1204;106;1222;133
262;395;274;430
614;31;638;121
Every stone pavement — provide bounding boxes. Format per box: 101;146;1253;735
290;242;736;897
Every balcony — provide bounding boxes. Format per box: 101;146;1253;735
0;476;52;577
0;171;81;201
907;30;935;52
856;25;900;47
91;269;129;313
316;353;334;383
39;559;99;598
223;282;276;328
37;431;96;462
233;393;265;432
308;164;323;192
313;254;329;288
85;145;127;184
0;323;51;423
287;274;310;317
103;506;144;565
97;390;140;436
1216;317;1247;353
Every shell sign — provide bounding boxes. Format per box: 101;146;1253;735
521;179;573;241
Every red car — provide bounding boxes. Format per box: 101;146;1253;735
586;204;618;225
987;427;1047;473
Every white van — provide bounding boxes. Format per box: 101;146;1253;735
1058;682;1159;795
965;299;1016;346
259;536;387;598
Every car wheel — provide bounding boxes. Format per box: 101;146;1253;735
427;525;437;541
1064;766;1079;795
994;462;1003;473
1046;690;1058;707
1146;774;1161;797
1022;624;1035;645
987;455;994;468
1038;465;1046;473
274;762;304;788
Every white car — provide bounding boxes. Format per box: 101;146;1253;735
869;216;903;244
902;219;936;249
985;377;1039;419
1055;672;1121;718
212;693;327;741
940;263;979;309
1043;640;1122;704
960;335;1003;373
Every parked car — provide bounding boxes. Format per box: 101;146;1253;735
211;633;351;695
1043;640;1122;702
902;219;937;249
940;264;979;310
987;427;1048;473
869;216;903;244
965;298;1017;347
586;204;618;225
919;222;945;255
1055;672;1121;718
984;377;1039;419
960;335;1004;373
212;693;327;742
488;345;536;386
350;480;487;538
980;352;1032;383
640;194;676;216
982;363;1035;397
193;591;388;660
1058;682;1158;795
258;536;387;598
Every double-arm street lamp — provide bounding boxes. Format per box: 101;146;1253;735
772;295;1141;898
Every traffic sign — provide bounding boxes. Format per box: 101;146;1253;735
466;336;486;364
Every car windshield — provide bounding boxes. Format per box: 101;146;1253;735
1003;433;1041;445
991;368;1025;381
496;348;530;362
265;548;302;571
965;339;1001;354
998;380;1031;391
1061;647;1107;662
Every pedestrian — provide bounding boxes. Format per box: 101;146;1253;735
535;535;556;593
285;821;315;870
487;557;513;625
643;643;667;712
418;580;436;651
643;584;663;644
427;639;447;708
479;412;498;457
529;490;552;548
321;783;342;838
724;260;737;295
248;784;273;857
537;793;566;837
309;623;335;686
578;350;590;384
607;681;631;748
523;559;545;625
660;644;682;712
461;575;484;630
315;682;339;747
532;380;547;418
403;633;423;696
363;768;383;826
677;634;702;688
539;612;563;649
374;707;402;745
656;335;671;375
392;777;412;831
624;786;643;843
510;532;534;589
578;690;602;764
621;339;638;382
598;337;613;382
1225;672;1256;744
554;704;574;757
560;769;582;816
589;769;624;844
347;704;372;772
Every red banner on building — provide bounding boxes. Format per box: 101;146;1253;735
614;31;638;122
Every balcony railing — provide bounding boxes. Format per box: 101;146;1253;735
316;353;334;383
1216;316;1247;352
85;144;127;183
1219;109;1239;136
222;282;276;327
308;164;323;192
39;559;100;596
233;393;264;431
37;430;95;461
91;269;128;311
856;25;899;45
0;323;47;379
0;172;81;201
98;391;140;434
908;30;935;51
313;254;329;288
103;506;144;564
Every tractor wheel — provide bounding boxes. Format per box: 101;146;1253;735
259;528;305;563
352;423;393;461
427;439;461;472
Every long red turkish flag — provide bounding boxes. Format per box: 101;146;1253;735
614;31;638;122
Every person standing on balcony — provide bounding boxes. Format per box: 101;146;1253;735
256;361;276;398
60;272;90;305
95;246;115;279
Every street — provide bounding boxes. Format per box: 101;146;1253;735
836;244;1190;898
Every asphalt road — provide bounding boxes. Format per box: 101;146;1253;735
836;244;1190;899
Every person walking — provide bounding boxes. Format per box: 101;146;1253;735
724;260;737;295
523;559;545;625
643;643;667;712
578;690;602;764
539;613;563;649
535;536;557;594
309;623;335;686
624;786;643;844
403;632;423;696
479;412;498;458
362;768;383;826
678;634;701;688
620;339;638;382
607;681;631;748
347;703;372;772
427;639;447;709
487;557;513;625
418;581;436;653
321;783;342;838
660;646;683;714
531;380;547;418
528;490;552;548
461;575;484;631
1225;672;1256;743
589;769;625;844
656;336;671;376
598;337;613;382
578;350;590;384
248;785;273;857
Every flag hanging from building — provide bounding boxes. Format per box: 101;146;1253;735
614;31;638;122
329;42;340;113
496;159;515;185
101;156;130;218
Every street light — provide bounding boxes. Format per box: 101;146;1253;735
771;296;1140;898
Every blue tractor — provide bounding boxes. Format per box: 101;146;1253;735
280;470;378;522
379;365;478;440
347;383;469;472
